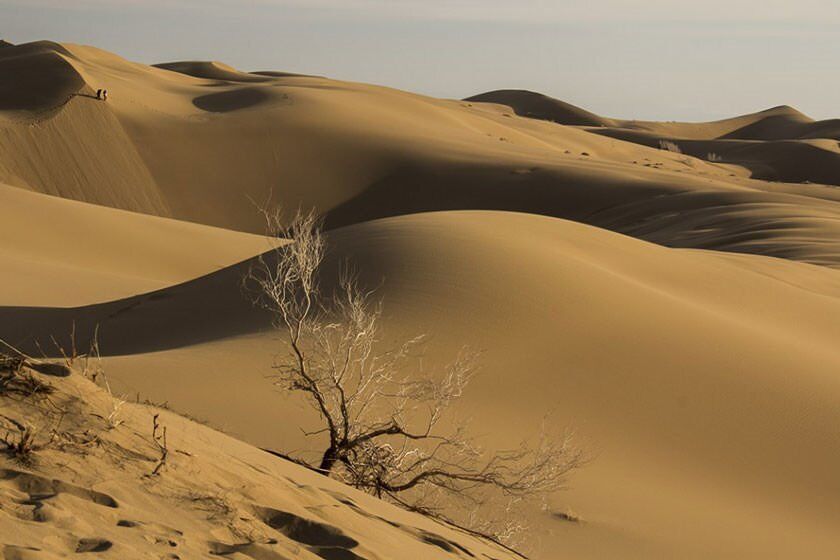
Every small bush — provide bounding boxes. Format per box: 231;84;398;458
0;354;54;398
2;423;39;464
659;140;682;154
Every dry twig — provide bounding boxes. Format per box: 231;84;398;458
150;413;168;475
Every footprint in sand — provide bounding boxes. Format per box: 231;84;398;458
252;506;368;560
75;538;113;553
0;468;118;509
116;518;184;550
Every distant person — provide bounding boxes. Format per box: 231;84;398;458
102;89;108;101
96;89;102;99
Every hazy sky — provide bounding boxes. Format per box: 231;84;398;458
4;0;838;120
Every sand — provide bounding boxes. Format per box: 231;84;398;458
1;40;840;559
0;183;271;307
0;361;519;559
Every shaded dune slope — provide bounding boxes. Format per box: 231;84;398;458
589;124;840;186
154;60;273;83
323;164;840;268
720;108;840;141
0;40;84;112
5;208;840;354
465;89;616;127
191;86;273;112
1;257;269;355
588;189;840;267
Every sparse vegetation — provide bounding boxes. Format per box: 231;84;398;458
150;413;169;475
553;509;582;523
100;381;126;430
0;353;55;398
659;139;682;153
43;323;104;382
1;421;39;463
245;208;583;551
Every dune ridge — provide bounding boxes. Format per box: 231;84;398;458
0;41;836;270
0;41;84;113
465;89;616;127
470;90;840;187
154;60;274;83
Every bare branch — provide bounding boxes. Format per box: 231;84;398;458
247;204;583;552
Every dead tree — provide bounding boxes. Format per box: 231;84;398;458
245;208;583;550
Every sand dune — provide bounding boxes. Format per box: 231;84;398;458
588;124;840;187
154;60;274;83
474;92;839;142
0;183;269;306
3;40;838;270
720;107;840;141
619;104;830;141
0;41;84;112
3;211;840;558
470;90;840;187
465;89;616;127
2;40;840;559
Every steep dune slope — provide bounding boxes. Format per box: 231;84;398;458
3;211;840;559
0;41;84;112
0;98;169;216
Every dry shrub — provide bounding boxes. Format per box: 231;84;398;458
245;208;584;552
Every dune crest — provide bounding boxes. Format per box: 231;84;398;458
154;60;274;82
0;41;85;113
465;89;616;127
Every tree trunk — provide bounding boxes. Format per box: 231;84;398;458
319;447;338;474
